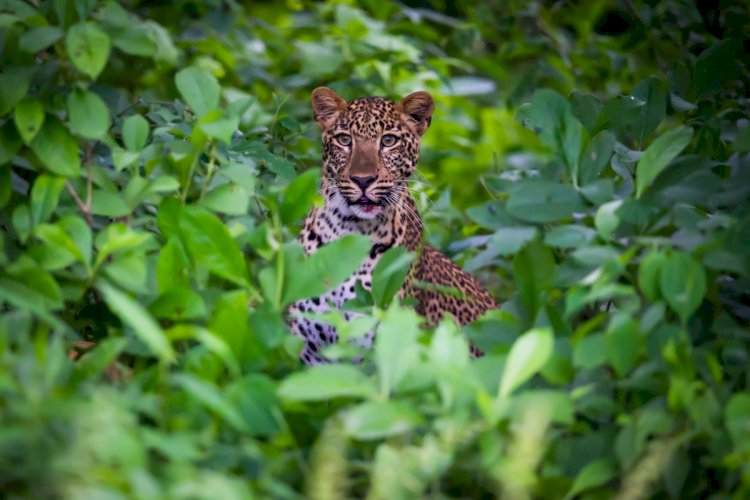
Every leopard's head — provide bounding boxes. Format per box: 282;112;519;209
311;87;434;220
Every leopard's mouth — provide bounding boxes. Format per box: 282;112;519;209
350;196;383;216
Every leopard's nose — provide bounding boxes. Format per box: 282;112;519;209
350;175;377;191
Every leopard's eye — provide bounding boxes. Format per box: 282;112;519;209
381;134;398;147
335;133;352;146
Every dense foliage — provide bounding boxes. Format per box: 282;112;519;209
1;0;749;498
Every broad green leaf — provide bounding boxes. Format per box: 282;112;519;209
14;98;45;144
0;67;32;115
30;175;65;226
157;237;190;293
199;183;249;216
98;280;174;362
630;77;668;144
579;131;615;185
638;251;665;301
544;225;596;249
197;111;239;144
122;114;149;151
506;179;584;223
60;215;92;266
498;327;554;398
179;206;249;286
371;246;415;308
19;26;63;53
67;89;110;140
525;89;584;176
692;39;741;97
572;333;607;370
91;190;131;217
593;95;645;134
376;305;421;395
636;126;693;197
606;315;641;377
150;289;207;321
0;121;23;165
512;239;555;322
278;364;376;401
569;90;602;132
175;66;220;117
725;393;750;451
0;266;63;311
94;223;152;267
65;21;111;80
659;252;707;324
228;374;281;437
344;401;423;440
565;459;617;500
172;374;246;431
31;119;81;177
579;178;614;205
73;337;128;380
594;200;622;240
282;234;371;306
33;224;86;267
280;168;320;224
12;204;32;243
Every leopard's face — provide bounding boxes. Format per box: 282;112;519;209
312;88;434;220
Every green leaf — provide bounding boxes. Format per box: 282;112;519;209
371;246;415;308
172;374;246;431
94;223;151;267
19;26;63;53
344;401;423;440
150;289;207;321
280;168;320;224
498;327;554;398
725;393;750;451
593;95;645;134
0;266;63;311
65;21;111;80
506;179;584;223
635;126;693;198
178;206;249;286
98;280;174;362
638;251;665;301
228;374;281;437
564;459;617;500
579;131;615;185
594;200;622;240
512;240;555;322
91;190;131;217
31;119;81;177
67;89;110;140
278;364;376;401
199;183;249;216
525;89;584;176
30;174;65;226
157;237;190;293
14;98;45;144
197;111;239;144
692;39;741;97
606;315;641;377
630;77;668;144
282;234;371;306
0;67;32;115
572;333;607;370
569;90;602;132
122;114;149;151
376;305;422;395
0;121;23;165
543;225;596;249
659;252;707;324
175;66;220;117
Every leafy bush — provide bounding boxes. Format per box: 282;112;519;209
1;1;749;498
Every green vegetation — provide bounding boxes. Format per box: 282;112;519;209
1;0;749;498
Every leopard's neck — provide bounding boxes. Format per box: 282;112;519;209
300;186;422;255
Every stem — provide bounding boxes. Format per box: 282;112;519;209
180;152;200;204
273;212;284;309
66;181;94;227
199;146;217;200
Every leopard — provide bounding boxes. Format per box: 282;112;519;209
288;87;497;364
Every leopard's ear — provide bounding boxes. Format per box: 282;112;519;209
397;91;435;136
311;87;347;131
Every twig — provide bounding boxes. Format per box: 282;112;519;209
66;181;94;227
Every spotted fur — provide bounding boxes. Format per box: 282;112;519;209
288;88;497;364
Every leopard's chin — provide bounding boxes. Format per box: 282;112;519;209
349;203;383;220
